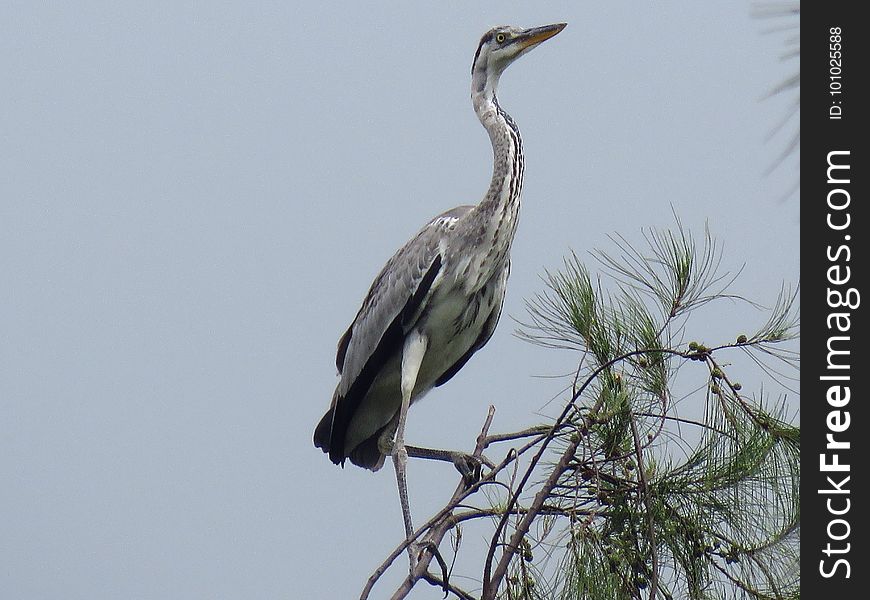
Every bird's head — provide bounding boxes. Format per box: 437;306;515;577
471;23;566;95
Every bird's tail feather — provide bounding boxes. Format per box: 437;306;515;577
313;408;335;455
314;405;389;472
348;428;388;472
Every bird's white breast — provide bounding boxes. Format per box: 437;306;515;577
413;262;504;395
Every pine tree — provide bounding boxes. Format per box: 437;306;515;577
362;222;799;600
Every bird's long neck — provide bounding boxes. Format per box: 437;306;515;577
467;77;524;268
475;87;524;212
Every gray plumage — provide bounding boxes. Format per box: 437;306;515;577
314;24;566;472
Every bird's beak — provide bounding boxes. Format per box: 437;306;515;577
513;23;567;52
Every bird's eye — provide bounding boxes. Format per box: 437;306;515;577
495;33;506;44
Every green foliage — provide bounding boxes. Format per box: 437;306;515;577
511;222;800;600
361;221;799;600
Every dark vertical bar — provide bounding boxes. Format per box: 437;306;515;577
803;2;867;596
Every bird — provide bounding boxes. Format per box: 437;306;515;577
314;23;566;544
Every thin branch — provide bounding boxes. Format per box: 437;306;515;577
421;572;478;600
453;505;591;523
485;425;552;445
629;414;659;600
361;406;496;600
482;436;581;599
632;411;729;436
482;348;688;597
388;406;497;600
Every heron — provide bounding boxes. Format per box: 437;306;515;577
314;23;566;552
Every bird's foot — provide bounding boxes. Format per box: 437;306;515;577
406;540;425;572
406;539;446;578
394;443;486;486
450;452;483;488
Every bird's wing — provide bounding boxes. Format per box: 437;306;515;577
319;206;475;464
335;205;473;395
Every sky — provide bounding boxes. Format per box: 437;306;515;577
1;2;799;599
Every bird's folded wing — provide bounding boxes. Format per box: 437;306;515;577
334;206;472;398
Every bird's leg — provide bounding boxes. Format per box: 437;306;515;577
394;330;428;569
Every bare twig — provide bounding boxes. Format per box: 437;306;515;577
368;347;693;600
361;408;495;597
482;436;580;599
484;425;551;445
360;403;562;599
452;505;590;524
387;406;497;600
421;572;478;600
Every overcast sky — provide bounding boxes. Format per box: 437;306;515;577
1;2;799;598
